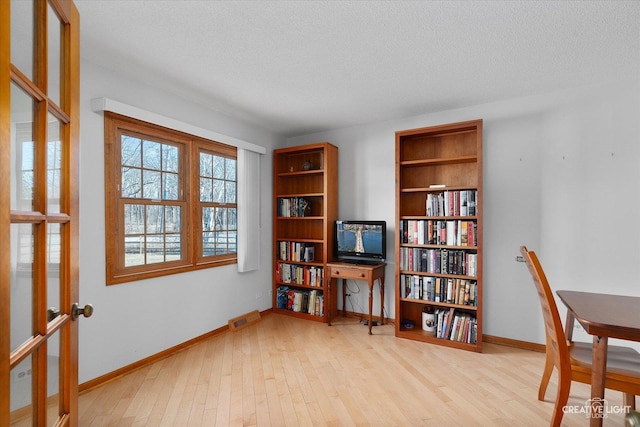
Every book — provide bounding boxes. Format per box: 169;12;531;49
449;315;459;340
304;245;315;262
443;308;455;339
437;309;445;338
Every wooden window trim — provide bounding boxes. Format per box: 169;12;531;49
104;112;237;285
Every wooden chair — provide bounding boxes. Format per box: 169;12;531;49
520;245;640;427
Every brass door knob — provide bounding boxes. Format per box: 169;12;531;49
47;307;60;322
71;303;94;320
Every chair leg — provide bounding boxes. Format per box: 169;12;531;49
539;351;554;401
550;376;571;427
624;393;636;411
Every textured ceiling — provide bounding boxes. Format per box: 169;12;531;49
74;1;640;137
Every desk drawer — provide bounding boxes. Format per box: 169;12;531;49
330;267;371;280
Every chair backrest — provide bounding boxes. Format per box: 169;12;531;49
520;246;571;374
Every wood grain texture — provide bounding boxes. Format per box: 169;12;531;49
78;313;629;426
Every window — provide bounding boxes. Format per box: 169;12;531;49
104;112;237;284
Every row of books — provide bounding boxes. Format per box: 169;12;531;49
277;241;315;262
432;308;478;344
400;274;477;306
277;197;311;217
276;286;324;316
276;263;324;287
426;190;477;217
399;247;477;276
400;219;477;246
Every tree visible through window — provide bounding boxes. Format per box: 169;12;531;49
104;112;237;285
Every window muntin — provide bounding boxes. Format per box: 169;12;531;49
105;113;237;284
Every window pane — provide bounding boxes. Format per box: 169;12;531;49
163;172;179;200
48;2;62;106
10;82;35;211
47;223;61;318
212;179;224;203
228;231;237;253
202;232;215;256
124;204;145;234
10;0;34;80
165;206;181;233
225;181;236;204
146;235;164;264
146;205;163;234
10;355;32;419
143;170;161;199
228;208;237;229
162;144;179;173
225;158;236;181
215;231;228;254
212;156;225;179
202;207;214;232
142;140;161;170
47;115;62;213
200;177;212;202
122;167;142;198
166;235;181;261
121;136;142;167
10;223;33;352
124;236;144;267
215;207;227;230
200;153;212;177
47;332;61;424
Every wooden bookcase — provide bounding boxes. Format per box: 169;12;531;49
395;120;483;352
272;142;339;322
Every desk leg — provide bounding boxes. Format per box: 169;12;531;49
379;276;385;326
327;278;333;326
368;279;374;335
590;335;608;427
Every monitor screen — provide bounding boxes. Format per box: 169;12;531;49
335;220;386;263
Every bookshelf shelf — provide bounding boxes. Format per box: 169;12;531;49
400;156;478;167
273;142;339;322
395;120;483;352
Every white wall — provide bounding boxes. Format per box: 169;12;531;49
78;60;280;383
79;56;639;384
286;78;640;346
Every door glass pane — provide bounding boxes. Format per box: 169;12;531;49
10;82;35;212
10;0;34;80
10;355;33;425
47;2;62;107
47;333;61;424
47;223;61;319
10;223;34;352
47;114;62;214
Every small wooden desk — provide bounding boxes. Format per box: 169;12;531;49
326;262;386;334
556;290;640;427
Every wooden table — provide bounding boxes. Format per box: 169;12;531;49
556;290;640;426
325;262;386;334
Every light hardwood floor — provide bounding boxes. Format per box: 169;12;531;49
78;313;629;426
